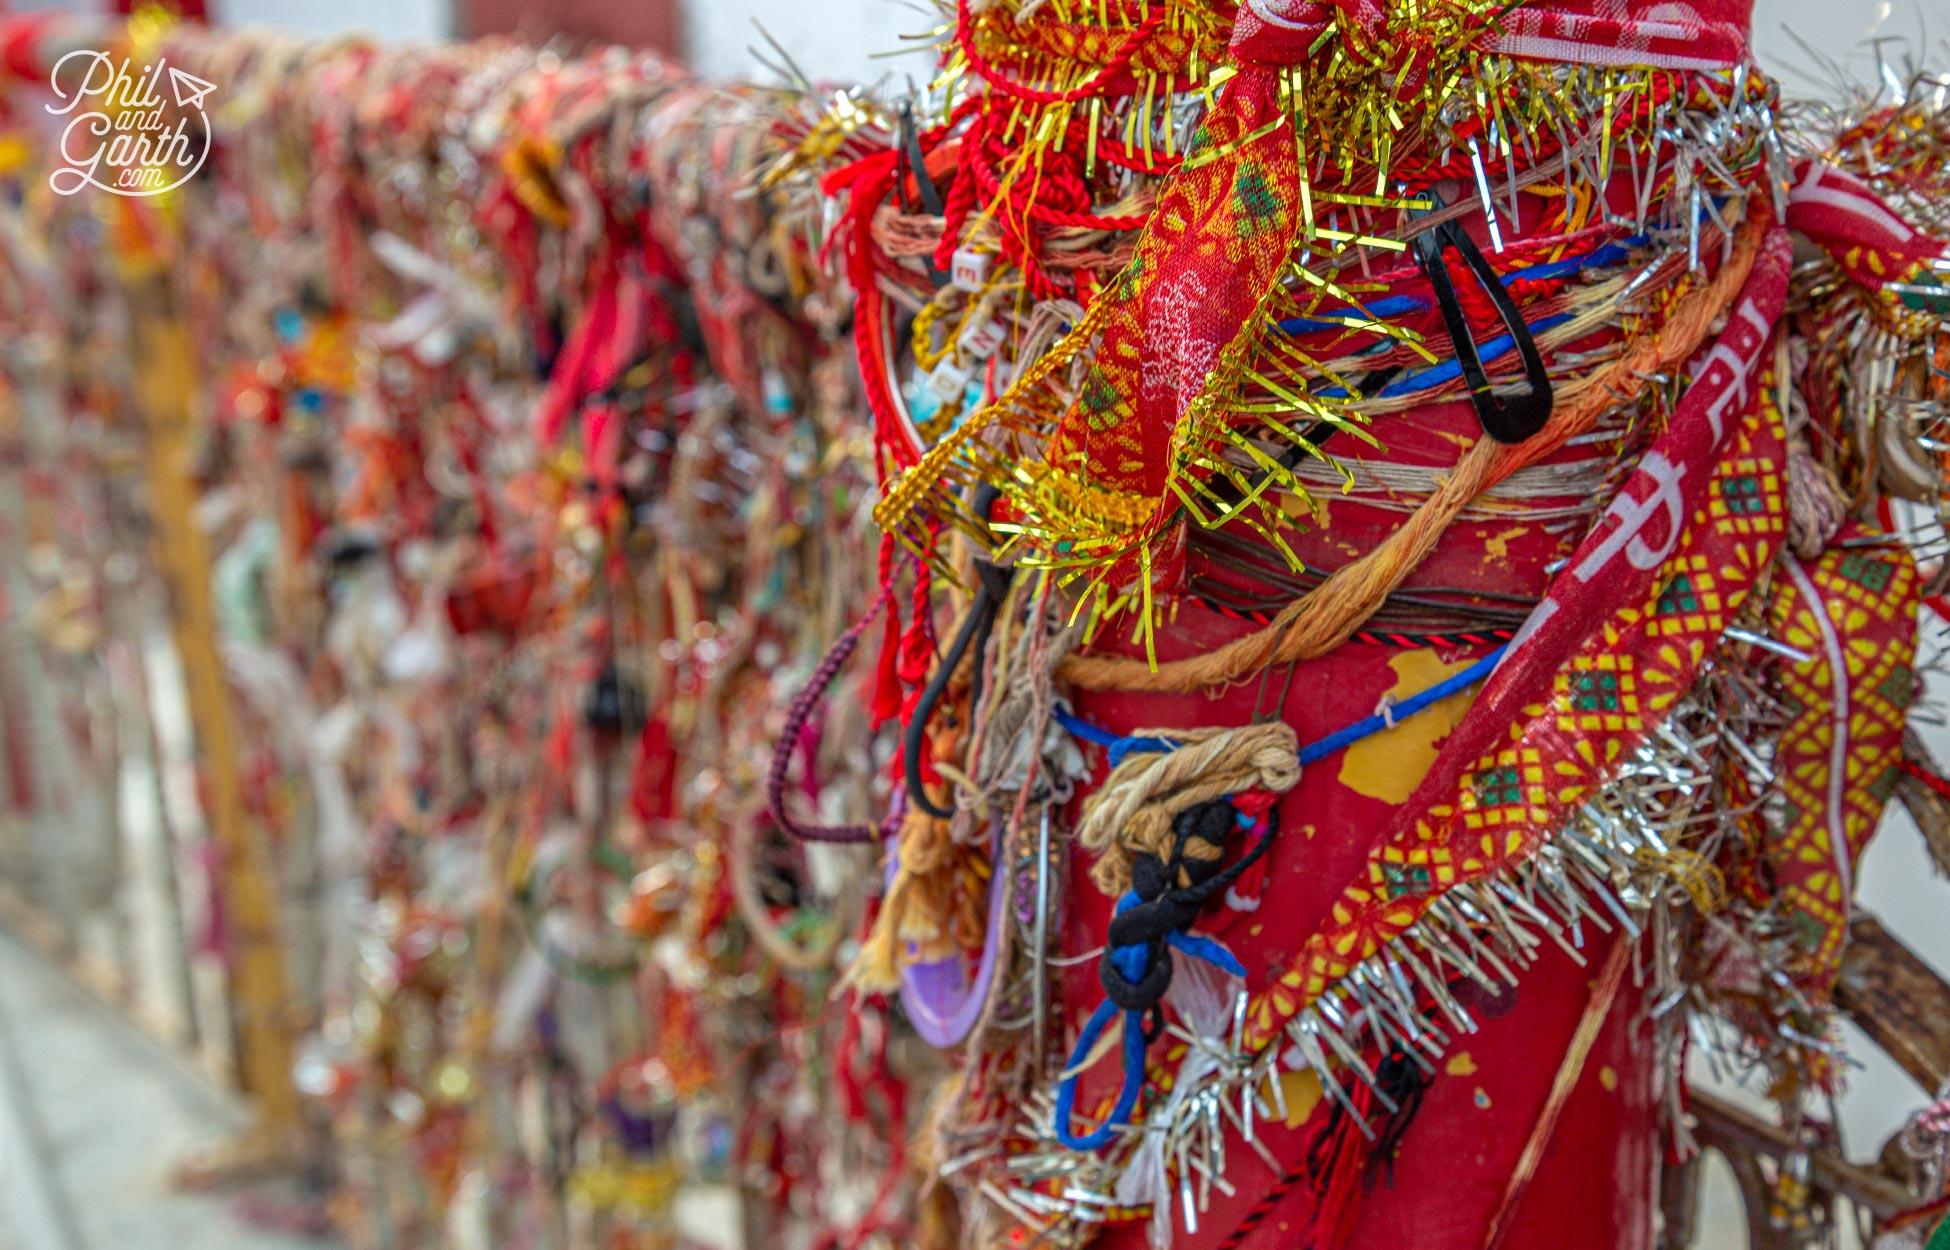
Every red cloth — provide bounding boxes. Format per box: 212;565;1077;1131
1231;0;1752;68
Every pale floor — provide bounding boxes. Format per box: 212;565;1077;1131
0;930;334;1250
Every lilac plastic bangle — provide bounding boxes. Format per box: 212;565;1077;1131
890;801;1006;1049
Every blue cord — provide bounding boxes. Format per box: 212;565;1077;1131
1311;314;1574;401
1049;709;1178;768
1054;997;1149;1149
1273;237;1642;338
1296;644;1505;764
1054;643;1506;772
1054;877;1252;1149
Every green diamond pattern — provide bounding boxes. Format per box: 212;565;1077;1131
1719;475;1765;515
1572;671;1620;712
1474;765;1523;807
1838;552;1894;592
1658;574;1698;615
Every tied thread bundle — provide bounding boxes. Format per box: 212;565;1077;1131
1057;793;1283;1150
848;716;989;995
1076;721;1302;896
1054;721;1302;1151
850;586;1077;994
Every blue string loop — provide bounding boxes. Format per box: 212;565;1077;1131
1054;798;1275;1150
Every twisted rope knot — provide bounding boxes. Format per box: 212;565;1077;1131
1056;779;1282;1151
1100;798;1241;1013
1076;720;1301;895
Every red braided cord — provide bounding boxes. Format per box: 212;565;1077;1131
1210;1164;1310;1250
966;138;1150;231
932;109;988;271
1899;757;1950;801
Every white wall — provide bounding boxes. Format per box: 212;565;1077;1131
683;0;927;87
208;0;450;42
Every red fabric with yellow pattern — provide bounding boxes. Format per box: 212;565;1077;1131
1247;229;1793;1048
1007;0;1761;571
1763;529;1918;998
1032;68;1298;536
1787;161;1950;305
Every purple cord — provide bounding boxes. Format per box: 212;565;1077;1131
767;583;894;843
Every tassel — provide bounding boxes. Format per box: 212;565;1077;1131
870;607;904;725
870;536;905;726
1212;1054;1430;1250
1306;1053;1432;1250
1302;1077;1381;1250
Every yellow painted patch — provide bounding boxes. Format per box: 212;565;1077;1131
1599;1066;1618;1092
1483;525;1528;562
1339;649;1482;803
1444;1051;1478;1077
1265;1068;1325;1129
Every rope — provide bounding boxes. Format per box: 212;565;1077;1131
1786;440;1848;559
970;612;1082;795
1056;206;1770;693
1899;757;1950;802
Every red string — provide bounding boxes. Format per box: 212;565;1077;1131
870;535;906;725
822;149;920;467
932;109;988;273
1900;757;1950;801
1303;1077;1384;1250
812;999;911;1250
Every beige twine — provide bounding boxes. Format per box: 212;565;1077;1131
1074;721;1302;895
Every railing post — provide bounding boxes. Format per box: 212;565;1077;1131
127;267;301;1156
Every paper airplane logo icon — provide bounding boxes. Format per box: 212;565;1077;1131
167;66;217;110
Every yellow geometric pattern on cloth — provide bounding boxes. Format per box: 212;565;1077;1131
1246;361;1789;1050
1765;537;1917;994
